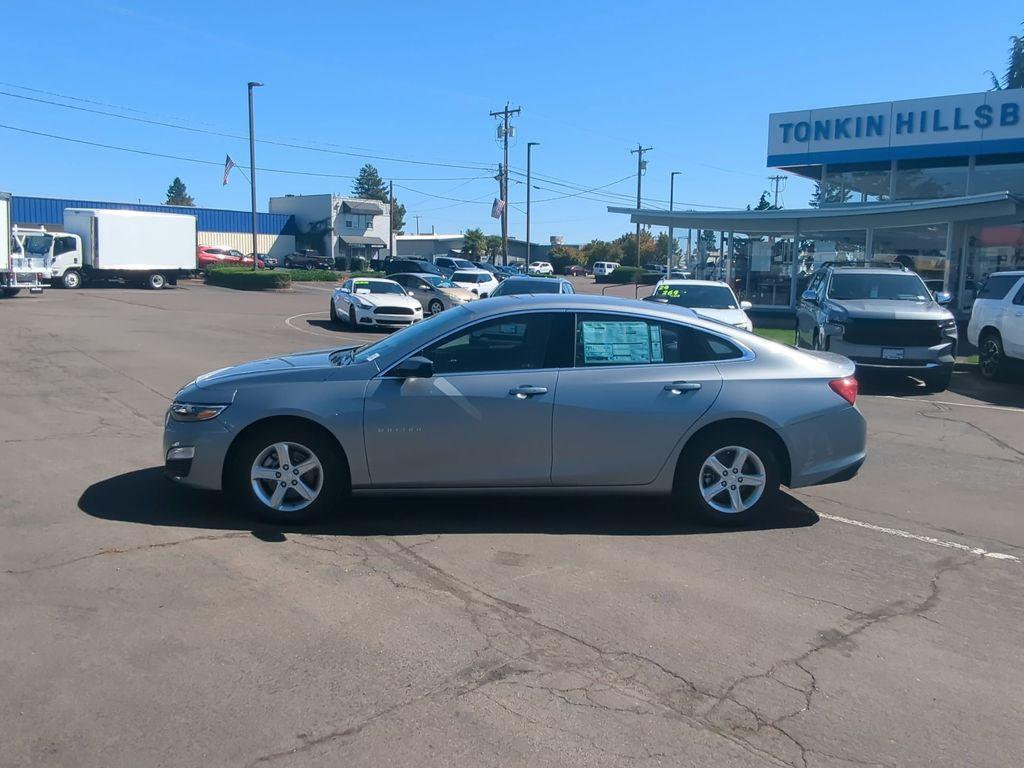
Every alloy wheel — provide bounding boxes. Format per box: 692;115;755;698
698;446;767;514
979;337;1001;378
250;442;324;513
428;300;444;316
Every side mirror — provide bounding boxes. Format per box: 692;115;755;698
391;355;433;379
407;290;416;297
740;300;753;310
934;291;952;305
339;287;350;293
800;289;818;303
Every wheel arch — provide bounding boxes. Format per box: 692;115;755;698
222;415;352;490
978;325;1002;342
673;417;792;490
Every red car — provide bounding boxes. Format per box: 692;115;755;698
197;246;264;269
564;264;589;276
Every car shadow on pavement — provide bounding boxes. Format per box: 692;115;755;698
858;369;1024;408
78;467;819;538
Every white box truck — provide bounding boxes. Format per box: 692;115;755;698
48;208;197;289
1;192;47;297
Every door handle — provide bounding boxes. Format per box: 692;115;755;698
509;385;548;399
664;381;701;394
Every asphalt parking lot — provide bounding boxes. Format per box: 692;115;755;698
2;280;1023;768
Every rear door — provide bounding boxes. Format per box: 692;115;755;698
1006;279;1024;358
551;313;730;486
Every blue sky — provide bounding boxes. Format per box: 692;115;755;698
1;0;1021;242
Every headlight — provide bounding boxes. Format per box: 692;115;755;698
169;402;229;422
351;297;371;309
939;318;958;336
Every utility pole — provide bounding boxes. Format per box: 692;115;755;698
388;180;395;258
490;102;521;266
768;174;786;208
526;142;539;264
668;171;680;269
631;144;653;268
247;81;263;271
414;215;421;235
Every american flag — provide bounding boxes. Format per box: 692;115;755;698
490;198;505;219
222;155;236;186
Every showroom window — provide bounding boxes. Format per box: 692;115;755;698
735;235;796;307
822;162;891;203
970;153;1024;195
962;222;1024;307
893;157;969;199
871;224;948;284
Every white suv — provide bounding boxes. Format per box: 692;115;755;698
527;261;553;275
967;271;1024;380
593;261;620;277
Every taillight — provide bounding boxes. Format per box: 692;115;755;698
829;377;858;405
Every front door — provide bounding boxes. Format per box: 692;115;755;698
363;311;569;487
1005;280;1024;358
551;313;727;486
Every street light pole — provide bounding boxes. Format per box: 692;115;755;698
526;142;539;264
668;171;680;269
247;81;263;272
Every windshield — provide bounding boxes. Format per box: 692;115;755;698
495;279;560;295
20;235;53;255
652;283;738;309
349;306;472;364
353;280;405;295
423;275;457;288
829;273;931;301
453;271;488;283
452;258;475;268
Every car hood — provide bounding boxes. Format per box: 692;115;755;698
692;307;749;327
345;292;421;308
440;286;476;301
829;299;951;320
194;347;362;389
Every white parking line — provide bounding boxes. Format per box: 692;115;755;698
862;395;1024;414
818;511;1020;562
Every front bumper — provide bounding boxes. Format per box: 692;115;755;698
354;306;423;327
163;413;235;490
824;337;956;371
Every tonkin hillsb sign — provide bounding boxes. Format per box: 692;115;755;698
767;90;1024;166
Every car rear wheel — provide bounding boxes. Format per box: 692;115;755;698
978;332;1005;380
225;423;347;524
146;273;166;290
329;300;339;323
428;299;444;316
676;430;780;527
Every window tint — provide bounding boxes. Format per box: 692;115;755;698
977;274;1022;301
574;313;742;366
1013;283;1024;306
54;236;77;256
421;312;565;374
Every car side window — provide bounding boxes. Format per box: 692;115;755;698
420;313;563;374
977;274;1020;301
1013;282;1024;306
574;313;743;367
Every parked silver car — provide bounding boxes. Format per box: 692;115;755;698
164;295;866;526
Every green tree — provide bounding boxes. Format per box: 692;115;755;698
579;239;626;268
699;230;717;251
352;163;388;201
462;228;487;257
809;182;853;208
165;177;194;206
484;235;502;258
389;194;406;233
614;230;657;267
988;21;1024;89
754;191;774;210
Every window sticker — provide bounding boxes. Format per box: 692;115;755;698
655;285;681;298
581;321;662;365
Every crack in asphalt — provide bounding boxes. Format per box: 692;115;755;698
917;403;1024;460
244;533;977;768
3;532;249;575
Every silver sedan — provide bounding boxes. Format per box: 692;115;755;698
164;294;866;526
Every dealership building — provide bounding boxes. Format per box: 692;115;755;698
613;89;1024;316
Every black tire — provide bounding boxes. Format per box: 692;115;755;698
224;422;348;525
146;273;166;290
978;332;1005;381
1;287;20;298
675;428;781;527
921;367;953;393
283;259;292;269
348;306;359;330
428;299;445;316
61;270;82;289
329;300;339;323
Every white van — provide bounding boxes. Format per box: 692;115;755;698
593;261;620;277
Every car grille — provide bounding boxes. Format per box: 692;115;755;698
842;319;942;346
374;306;414;315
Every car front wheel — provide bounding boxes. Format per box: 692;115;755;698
428;299;444;315
329;300;339;323
676;430;781;526
225;423;347;524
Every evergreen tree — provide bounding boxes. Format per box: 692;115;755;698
754;191;774;210
165;177;195;206
809;182;852;208
352;163;388;201
988;21;1024;89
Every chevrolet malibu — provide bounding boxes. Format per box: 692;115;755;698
165;295;866;526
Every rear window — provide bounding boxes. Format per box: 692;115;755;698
977;274;1022;301
454;271;489;283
